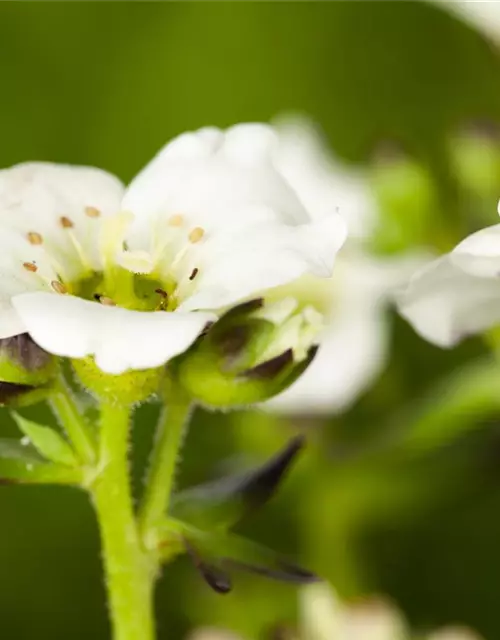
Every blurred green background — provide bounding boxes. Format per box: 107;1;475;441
3;1;500;638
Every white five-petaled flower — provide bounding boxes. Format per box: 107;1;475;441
0;124;346;374
397;201;500;348
263;118;424;414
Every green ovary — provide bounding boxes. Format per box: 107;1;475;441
71;269;178;312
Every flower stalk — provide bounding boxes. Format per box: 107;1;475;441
140;383;192;550
91;402;156;640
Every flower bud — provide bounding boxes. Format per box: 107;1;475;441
171;298;322;408
0;334;55;406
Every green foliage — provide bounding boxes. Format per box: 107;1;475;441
12;414;78;467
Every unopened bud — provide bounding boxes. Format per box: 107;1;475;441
171;298;322;408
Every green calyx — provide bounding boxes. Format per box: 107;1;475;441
72;357;165;405
171;298;320;408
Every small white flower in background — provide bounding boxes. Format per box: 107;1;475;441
301;583;407;640
186;584;483;640
0;124;346;374
264;118;424;414
439;1;500;46
397;201;500;347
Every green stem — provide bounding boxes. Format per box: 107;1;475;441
139;386;192;548
91;402;155;640
50;375;96;465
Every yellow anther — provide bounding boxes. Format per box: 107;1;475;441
85;206;101;218
168;214;184;227
23;262;38;273
51;280;68;294
60;216;74;229
27;232;43;245
188;227;205;243
99;296;116;306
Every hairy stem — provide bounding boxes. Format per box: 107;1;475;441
91;402;155;640
140;386;192;548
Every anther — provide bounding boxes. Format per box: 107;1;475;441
51;280;67;294
27;232;43;245
84;206;101;218
155;288;168;299
188;227;205;243
23;262;38;273
189;267;199;281
60;216;74;229
168;214;184;227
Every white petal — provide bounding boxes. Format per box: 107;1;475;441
0;162;124;279
397;255;500;347
11;292;214;375
273;116;379;238
266;250;426;414
450;224;500;277
442;1;500;44
122;124;310;250
178;210;347;312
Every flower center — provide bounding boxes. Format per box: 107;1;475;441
20;210;204;314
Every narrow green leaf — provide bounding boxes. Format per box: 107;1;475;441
0;458;83;485
161;519;318;588
0;438;44;464
13;414;78;467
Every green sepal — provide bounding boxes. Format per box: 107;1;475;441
0;438;83;485
72;357;165;405
0;335;55;386
12;414;78;467
171;436;304;530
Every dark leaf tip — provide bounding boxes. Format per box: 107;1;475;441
0;381;35;405
240;349;293;380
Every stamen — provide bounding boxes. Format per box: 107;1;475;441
168;214;184;227
60;216;74;229
51;280;68;294
27;232;43;245
155;288;168;299
94;293;116;306
23;262;38;273
189;267;199;281
84;206;101;218
188;227;205;243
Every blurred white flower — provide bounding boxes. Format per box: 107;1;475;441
0;124;346;374
439;1;500;45
301;583;408;640
397;202;500;347
187;584;483;640
265;118;423;413
427;628;484;640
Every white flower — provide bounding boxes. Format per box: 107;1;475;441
264;118;424;414
397;204;500;347
301;584;408;640
0;124;346;375
438;1;500;45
